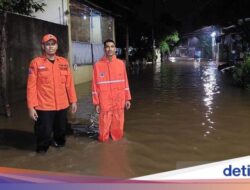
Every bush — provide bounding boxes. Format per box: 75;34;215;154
232;55;250;88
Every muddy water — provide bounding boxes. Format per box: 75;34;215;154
1;59;250;178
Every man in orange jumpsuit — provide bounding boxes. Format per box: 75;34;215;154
92;39;131;142
27;34;77;153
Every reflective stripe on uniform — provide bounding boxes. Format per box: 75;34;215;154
97;80;125;85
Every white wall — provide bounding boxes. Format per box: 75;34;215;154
33;0;68;25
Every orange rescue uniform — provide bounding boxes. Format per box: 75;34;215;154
27;55;77;110
92;56;131;141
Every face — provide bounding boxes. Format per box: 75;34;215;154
42;40;58;55
104;42;116;57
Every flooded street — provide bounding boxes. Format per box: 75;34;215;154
1;58;250;178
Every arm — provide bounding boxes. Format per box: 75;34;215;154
27;60;39;120
66;62;77;113
92;65;100;113
124;63;131;110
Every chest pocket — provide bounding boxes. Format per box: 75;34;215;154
38;70;50;84
60;70;68;83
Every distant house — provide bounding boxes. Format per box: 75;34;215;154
173;26;219;60
217;18;250;63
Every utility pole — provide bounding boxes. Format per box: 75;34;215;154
125;25;129;66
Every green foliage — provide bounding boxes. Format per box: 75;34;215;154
159;31;179;54
232;55;250;88
159;41;170;54
0;0;46;15
165;31;179;43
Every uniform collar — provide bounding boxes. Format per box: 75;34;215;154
102;55;117;62
42;54;58;62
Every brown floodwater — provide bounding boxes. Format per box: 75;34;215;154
1;58;250;178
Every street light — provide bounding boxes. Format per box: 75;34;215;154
210;31;216;38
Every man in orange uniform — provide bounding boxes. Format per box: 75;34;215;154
27;34;77;153
92;39;131;142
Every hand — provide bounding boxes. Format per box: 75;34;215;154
95;105;100;114
71;103;77;113
125;101;131;110
29;108;38;121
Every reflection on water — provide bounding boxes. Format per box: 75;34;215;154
201;61;220;137
126;59;250;176
96;140;135;177
1;58;250;178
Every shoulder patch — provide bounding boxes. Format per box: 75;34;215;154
99;72;105;77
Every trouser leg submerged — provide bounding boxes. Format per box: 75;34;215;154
34;108;68;152
98;109;124;142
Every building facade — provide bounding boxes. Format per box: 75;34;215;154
33;0;116;84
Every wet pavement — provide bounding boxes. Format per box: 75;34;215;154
1;58;250;178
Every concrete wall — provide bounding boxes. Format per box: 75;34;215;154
73;65;93;85
1;12;68;102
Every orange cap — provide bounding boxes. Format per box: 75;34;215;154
41;34;57;43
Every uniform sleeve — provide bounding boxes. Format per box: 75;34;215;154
27;60;38;109
66;62;77;103
92;65;100;105
124;63;131;100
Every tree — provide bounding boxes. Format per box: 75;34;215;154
0;0;46;15
159;31;180;56
0;0;46;117
232;54;250;88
